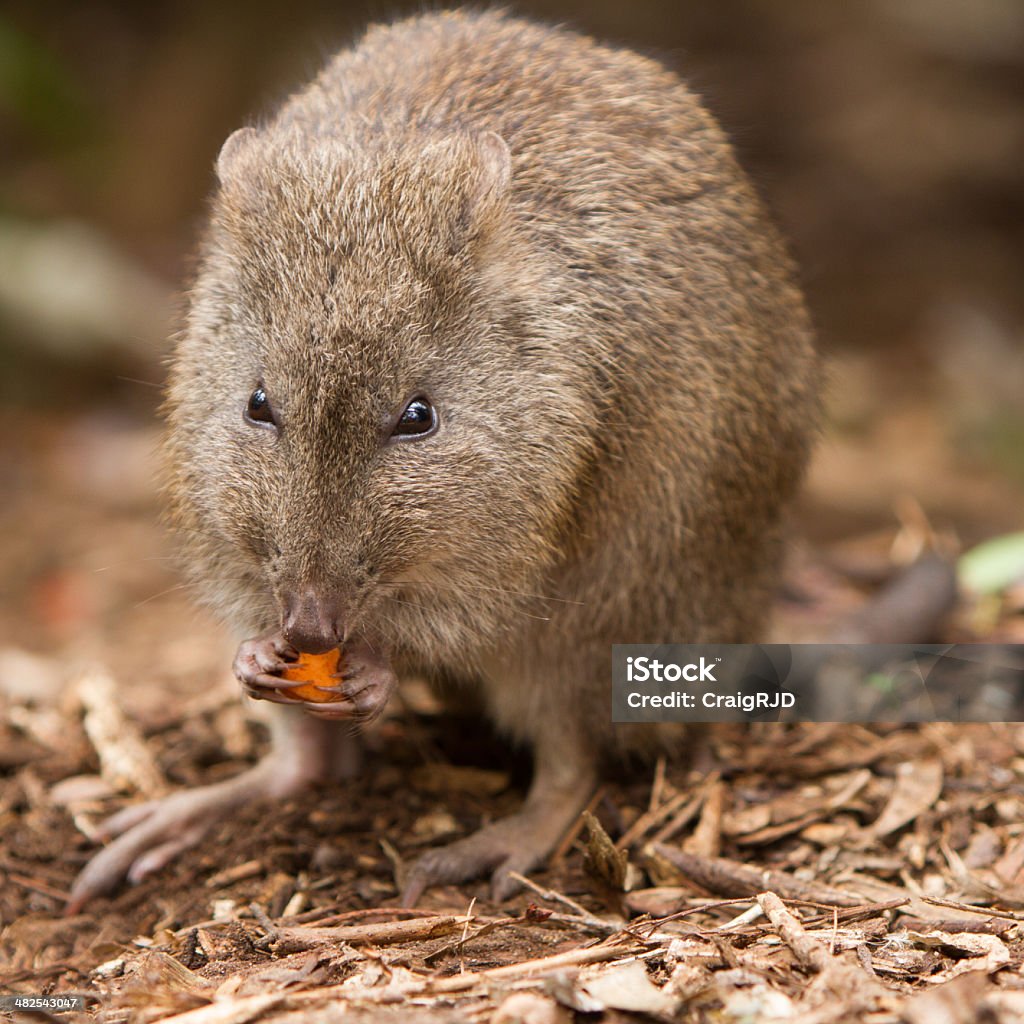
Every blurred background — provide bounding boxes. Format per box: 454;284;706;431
1;0;1023;690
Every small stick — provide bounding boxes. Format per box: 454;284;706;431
426;938;641;994
423;902;621;965
249;903;279;950
616;788;694;851
648;791;706;847
291;907;441;927
920;896;1024;921
458;897;477;965
506;871;613;928
802;898;909;930
271;914;468;953
649;756;667;811
650;844;862;907
639;896;763;934
8;873;71;903
207;860;263;888
172;906;443;936
544;911;622;937
713;903;764;932
757;891;831;973
900;915;1012;934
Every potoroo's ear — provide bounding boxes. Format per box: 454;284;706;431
472;131;512;206
458;131;512;239
215;127;260;188
418;130;512;245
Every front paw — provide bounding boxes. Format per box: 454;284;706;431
232;629;300;700
233;632;396;723
300;639;397;723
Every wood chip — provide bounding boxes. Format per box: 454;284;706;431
206;860;263;888
269;914;468;953
149;993;288;1024
75;666;167;797
683;780;725;857
582;811;628;890
902;970;989;1024
865;758;943;839
649;844;862;906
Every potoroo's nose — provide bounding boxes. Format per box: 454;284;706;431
282;587;344;654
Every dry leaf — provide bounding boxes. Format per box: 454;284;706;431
866;759;943;838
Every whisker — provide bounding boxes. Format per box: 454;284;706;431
380;592;549;623
130;582;200;607
129;577;255;608
394;579;585;607
93;556;178;572
117;375;164;389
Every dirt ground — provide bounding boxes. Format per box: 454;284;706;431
2;382;1024;1024
2;2;1023;1019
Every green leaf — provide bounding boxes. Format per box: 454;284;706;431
958;532;1024;595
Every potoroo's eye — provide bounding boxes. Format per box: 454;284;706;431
245;385;276;427
391;396;437;439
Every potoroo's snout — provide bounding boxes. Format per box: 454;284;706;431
281;585;346;654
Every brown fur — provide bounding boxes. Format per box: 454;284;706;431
163;8;817;889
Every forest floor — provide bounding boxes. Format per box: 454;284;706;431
3;361;1024;1024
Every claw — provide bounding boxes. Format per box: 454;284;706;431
247;674;308;690
127;832;205;884
95;799;160;840
300;699;364;719
68;742;307;913
401;751;597;905
401;874;428;908
244;687;301;705
402;821;544;906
